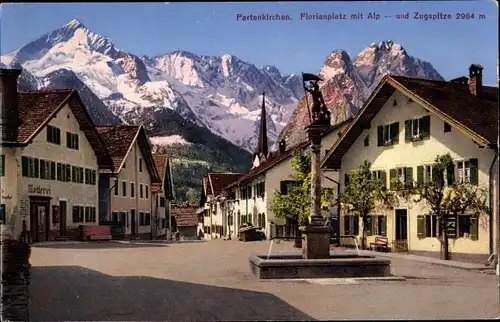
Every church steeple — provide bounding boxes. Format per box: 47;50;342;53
256;91;269;157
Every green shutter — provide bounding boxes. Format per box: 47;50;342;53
75;134;79;149
22;157;28;177
40;160;46;179
390;122;400;144
417;166;424;187
421;116;431;138
405;167;413;186
469;158;478;185
365;217;372;236
404;120;412;142
46;127;51;142
66;165;71;182
66;132;71;148
380;216;387;237
431;165;438;183
417;215;425;238
377;125;384;146
344;173;350;187
0;155;4;176
389;169;397;190
446;163;455;186
470;217;478;241
92;170;96;185
353;216;359;236
380;171;387;189
34;159;39;178
50;162;56;180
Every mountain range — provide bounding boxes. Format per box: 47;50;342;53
1;19;445;202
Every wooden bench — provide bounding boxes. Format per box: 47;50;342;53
370;236;389;252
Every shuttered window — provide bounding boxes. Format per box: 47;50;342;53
47;125;61;145
377;122;399;146
404;115;430;142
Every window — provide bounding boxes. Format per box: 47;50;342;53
0;204;5;224
257;213;266;228
71;166;84;184
0;154;4;177
457;159;478;185
66;132;79;150
444;122;452;133
114;179;119;195
146;185;149;199
139;212;145;226
140;184;144;198
112;212;118;222
418;214;437;238
377;122;399;146
160;197;166;208
84;206;96;223
84;169;96;185
458;215;478;240
46;125;61;145
57;163;70;182
424;165;433;183
139;158;143;172
343;215;359;236
279;180;300;195
247;185;252;198
122;181;127;196
162;218;166;229
131;183;135;197
255;182;265;198
229;190;236;200
40;160;55;180
145;213;151;226
364;135;369;147
72;206;84;223
371;170;387;188
375;216;387;236
404;116;430;142
21;156;39;178
120;212;126;224
390;167;412;190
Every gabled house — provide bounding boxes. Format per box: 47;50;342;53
0;68;114;242
322;64;499;257
95;125;161;239
200;172;242;239
201;91;352;240
151;154;175;239
171;202;202;240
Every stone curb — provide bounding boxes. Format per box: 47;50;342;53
351;250;491;271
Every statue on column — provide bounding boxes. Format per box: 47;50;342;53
301;73;331;125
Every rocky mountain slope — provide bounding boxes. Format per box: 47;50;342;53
278;41;444;146
1;19;302;152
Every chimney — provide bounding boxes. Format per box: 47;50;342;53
468;64;483;97
0;68;22;143
278;139;286;153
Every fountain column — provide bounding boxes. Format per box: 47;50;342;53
300;122;331;259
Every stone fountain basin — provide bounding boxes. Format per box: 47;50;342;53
249;253;391;279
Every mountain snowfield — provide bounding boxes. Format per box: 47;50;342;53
2;19;445;152
1;19;302;151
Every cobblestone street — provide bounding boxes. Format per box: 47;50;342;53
29;240;499;320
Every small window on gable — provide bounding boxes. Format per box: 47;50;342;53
364;135;369;147
444;122;451;133
393;99;397;106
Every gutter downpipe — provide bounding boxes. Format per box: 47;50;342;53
322;173;341;247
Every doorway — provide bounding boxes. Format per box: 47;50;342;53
395;209;408;240
131;209;137;235
59;200;67;237
30;197;51;242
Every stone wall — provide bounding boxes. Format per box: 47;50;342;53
1;239;31;321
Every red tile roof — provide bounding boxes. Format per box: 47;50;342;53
208;173;242;196
322;74;499;169
151;154;171;194
391;76;498;145
171;203;200;227
95;125;140;170
8;89;113;169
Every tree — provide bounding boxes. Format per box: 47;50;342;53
269;149;334;246
394;153;489;260
338;161;392;250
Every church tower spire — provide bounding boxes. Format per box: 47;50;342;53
256;91;269;157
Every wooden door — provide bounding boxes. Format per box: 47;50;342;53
59;201;67;236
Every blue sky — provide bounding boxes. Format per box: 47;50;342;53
1;1;498;84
